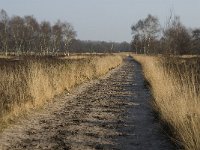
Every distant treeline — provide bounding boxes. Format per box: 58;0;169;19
0;9;131;55
70;40;131;53
0;9;77;55
131;14;200;55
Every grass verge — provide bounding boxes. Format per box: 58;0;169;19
132;55;200;150
0;54;123;130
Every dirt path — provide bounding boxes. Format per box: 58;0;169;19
0;57;175;150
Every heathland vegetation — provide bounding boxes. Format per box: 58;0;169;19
131;14;200;150
0;54;123;130
133;55;200;150
0;7;200;150
0;9;124;130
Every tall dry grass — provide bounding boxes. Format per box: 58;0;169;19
133;55;200;150
0;54;122;130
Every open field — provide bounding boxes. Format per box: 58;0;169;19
0;54;123;130
132;55;200;150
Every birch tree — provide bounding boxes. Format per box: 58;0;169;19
131;14;160;54
0;9;9;55
61;22;76;55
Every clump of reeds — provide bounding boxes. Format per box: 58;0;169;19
133;55;200;150
0;54;122;130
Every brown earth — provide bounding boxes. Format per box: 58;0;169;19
0;57;175;150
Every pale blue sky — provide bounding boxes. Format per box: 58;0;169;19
0;0;200;42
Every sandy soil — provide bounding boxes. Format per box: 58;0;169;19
0;57;175;150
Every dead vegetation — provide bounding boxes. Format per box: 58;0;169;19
132;55;200;150
0;56;174;150
0;54;122;130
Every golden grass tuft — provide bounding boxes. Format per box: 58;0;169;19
132;55;200;150
0;54;123;130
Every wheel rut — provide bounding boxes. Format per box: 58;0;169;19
0;57;175;150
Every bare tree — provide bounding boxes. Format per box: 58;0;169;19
61;22;76;55
52;21;63;54
131;14;160;54
131;34;142;53
0;10;78;55
0;9;9;55
51;20;76;55
9;16;26;55
163;16;191;55
191;29;200;54
40;21;51;55
24;16;40;53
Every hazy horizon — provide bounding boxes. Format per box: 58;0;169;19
0;0;200;42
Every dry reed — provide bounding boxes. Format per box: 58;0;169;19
0;54;123;130
132;55;200;150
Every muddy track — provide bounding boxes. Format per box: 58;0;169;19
0;57;175;150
